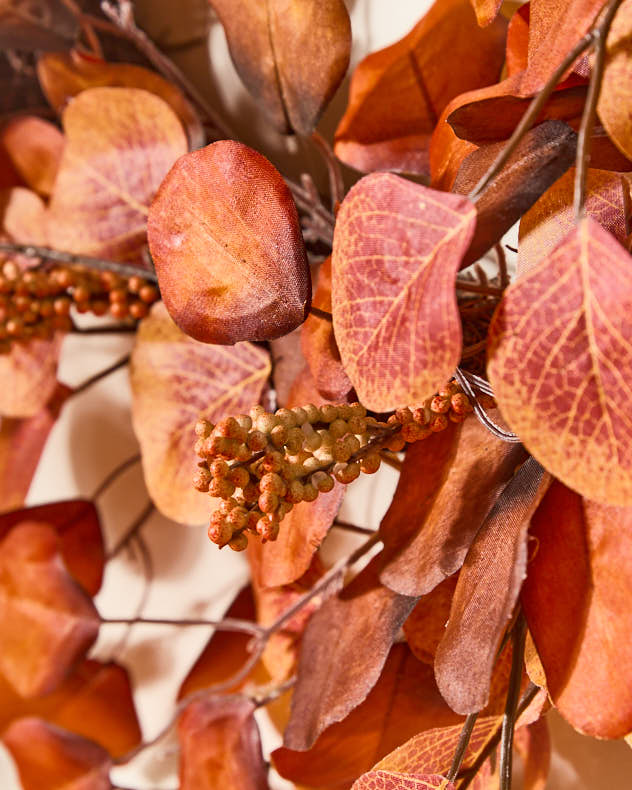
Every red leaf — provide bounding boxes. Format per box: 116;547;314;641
148;140;311;344
130;302;270;523
209;0;350;135
522;481;632;737
2;717;111;790
0;116;63;196
0;499;104;596
488;217;632;506
434;458;551;713
333;0;506;174
379;417;526;597
48;86;187;264
332;175;476;411
283;557;418;750
0;659;141;758
178;695;269;790
273;645;462;788
0;522;99;697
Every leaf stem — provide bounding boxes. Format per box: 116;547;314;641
332;520;376;535
309;306;333;322
499;613;528;790
447;712;479;783
573;0;625;218
107;500;155;559
71;354;130;397
455;280;503;297
101;615;264;635
310;130;345;209
91;453;141;500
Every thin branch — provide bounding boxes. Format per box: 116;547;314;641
309;306;333;322
447;712;479;783
332;520;376;536
499;614;528;790
461;340;487;360
59;0;104;57
469;32;596;201
311;130;345;209
495;243;509;290
107;501;155;559
71;354;130;397
91;453;141;500
573;0;625;218
72;324;137;334
455;280;503;297
455;368;521;443
101;615;264;636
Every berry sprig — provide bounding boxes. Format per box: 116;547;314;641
195;381;481;552
0;260;159;351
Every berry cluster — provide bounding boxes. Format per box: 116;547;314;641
195;381;480;552
0;260;159;351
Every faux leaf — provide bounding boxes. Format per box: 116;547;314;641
2;717;111;790
148;140;311;344
0;499;104;596
353;772;454;790
274;644;462;788
209;0;350;135
333;0;506;174
469;0;503;26
48;86;187;263
517;168;630;276
1;185;48;245
598;0;632;161
332;174;476;411
434;458;551;714
403;575;459;665
37;51;204;150
130;302;270;523
283;557;418;750
0;331;64;418
0;116;63;196
380;417;526;597
488;216;632;506
522;481;632;737
0;659;141;758
453;120;577;267
178;695;269;790
0;522;100;697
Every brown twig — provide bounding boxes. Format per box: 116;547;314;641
101;615;264;635
379;450;404;471
107;501;155;559
499;613;527;790
71;354;130;397
309;306;333;321
447;713;479;783
455;280;503;297
495;243;509;289
332;520;376;536
91;453;141;500
311;130;345;209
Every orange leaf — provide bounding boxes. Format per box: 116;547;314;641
148;140;311;344
597;0;632;161
178;694;269;790
488;217;632;506
0;659;141;759
274;644;462;788
3;717;111;790
332;175;476;411
0;384;70;512
505;4;530;77
469;0;503;26
403;575;458;665
0;331;63;418
353;773;454;790
209;0;350;135
380;417;526;597
1;186;48;246
434;458;551;713
0;116;63;196
301;257;353;401
517;168;630;276
522;481;632;737
48;86;187;263
37;50;204;149
333;0;506;175
130;302;270;523
283;557;418;750
0;499;104;596
0;522;99;697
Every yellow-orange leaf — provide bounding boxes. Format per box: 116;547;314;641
0;332;63;418
469;0;502;26
48;86;187;263
130;303;270;524
332;175;476;411
488;217;632;506
1;186;48;246
0;116;63;196
597;0;632;161
37;50;204;149
148;140;311;345
353;772;454;790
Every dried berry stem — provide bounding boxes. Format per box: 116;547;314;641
573;0;625;218
499;613;528;790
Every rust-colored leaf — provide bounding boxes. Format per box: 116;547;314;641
178;694;269;790
0;116;63;196
130;302;270;523
598;0;632;161
48;86;187;263
517;168;630;277
0;522;100;697
284;557;418;750
428;104;478;190
379;417;526;597
301;257;353;401
2;717;111;790
332;175;476;411
522;481;632;737
333;0;506;175
209;0;350;135
453;120;577;267
0;499;104;596
353;773;454;790
434;458;551;713
0;331;63;418
513;717;551;790
488;217;632;506
505;4;530;77
0;384;70;512
37;50;204;149
148;140;310;344
274;644;462;788
403;575;458;665
0;660;141;758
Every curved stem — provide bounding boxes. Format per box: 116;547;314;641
309;306;333;321
107;501;155;559
91;453;141;500
101;615;264;636
72;355;130;398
